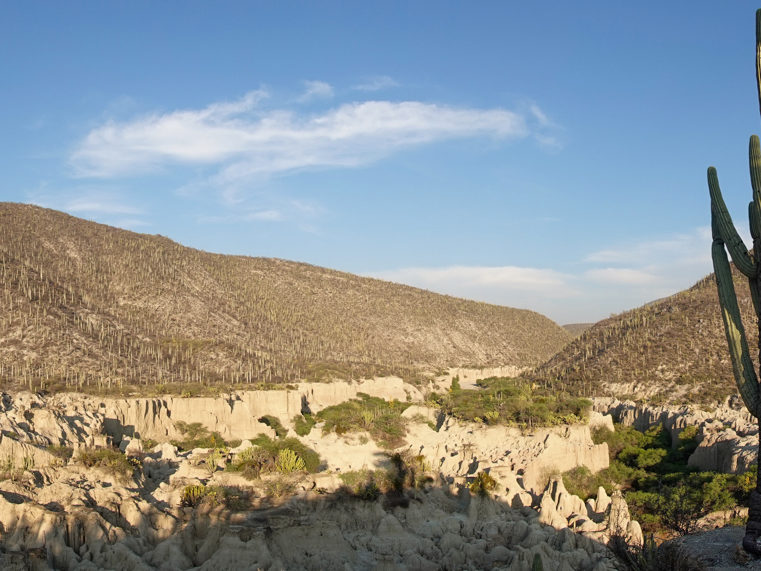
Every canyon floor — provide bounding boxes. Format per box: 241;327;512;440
0;371;756;570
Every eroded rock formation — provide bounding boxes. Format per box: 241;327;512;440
0;386;628;570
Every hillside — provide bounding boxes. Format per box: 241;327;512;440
534;267;757;407
0;203;570;393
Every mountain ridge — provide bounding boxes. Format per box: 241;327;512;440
0;202;571;393
533;268;755;407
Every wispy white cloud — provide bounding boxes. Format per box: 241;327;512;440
113;218;150;229
65;197;142;215
245;209;282;221
353;75;399;92
70;90;538;187
26;189;149;231
584;226;713;265
28;189;142;216
370;227;717;324
529;104;551;127
370;265;577;297
585;268;657;285
298;80;334;102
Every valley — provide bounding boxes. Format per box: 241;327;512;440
0;205;757;569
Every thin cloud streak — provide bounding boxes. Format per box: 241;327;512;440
370;265;576;295
353;75;399;92
585;268;657;285
584;226;713;265
371;227;716;323
27;189;142;216
298;80;334;101
70;91;536;183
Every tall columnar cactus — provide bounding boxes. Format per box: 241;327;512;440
710;8;761;556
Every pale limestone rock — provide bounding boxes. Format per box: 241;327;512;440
0;387;630;570
0;433;58;469
606;491;631;538
588;411;615;433
595;397;759;474
124;438;144;456
626;520;644;549
593;486;611;514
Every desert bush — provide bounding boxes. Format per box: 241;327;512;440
180;484;251;510
180;484;224;507
263;476;296;498
293;413;316;436
339;469;385;500
258;415;288;439
432;376;591;427
250;435;321;473
77;447;138;479
46;445;74;461
172;421;227;451
387;451;433;491
609;533;706;571
469;471;497;497
204;448;224;476
226;445;274;480
228;436;320;480
562;466;614;500
316;394;409;448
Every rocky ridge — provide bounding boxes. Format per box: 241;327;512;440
594;397;759;474
0;381;634;570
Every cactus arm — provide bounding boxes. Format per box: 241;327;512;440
709;166;758;277
748;200;761;323
749;136;761;238
712;217;761;417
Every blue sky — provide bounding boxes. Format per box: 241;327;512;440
2;1;760;324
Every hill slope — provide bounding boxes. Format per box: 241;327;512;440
534;268;756;407
0;203;570;392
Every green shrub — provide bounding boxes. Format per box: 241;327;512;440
387;451;433;491
172;421;227;450
562;466;615;500
316;394;409;448
226;446;274;479
77;447;137;480
180;483;252;509
591;424;647;457
258;415;288;439
263;477;296;498
432;377;591;427
293;414;316;436
181;484;211;507
251;435;321;473
339;469;385;500
46;445;74;461
204;448;224;476
469;471;497;497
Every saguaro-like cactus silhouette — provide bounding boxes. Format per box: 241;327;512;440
709;8;761;556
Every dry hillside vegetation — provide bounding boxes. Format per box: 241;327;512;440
535;268;757;407
0;203;570;393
